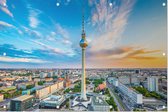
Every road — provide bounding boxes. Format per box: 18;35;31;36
106;79;131;111
106;82;124;111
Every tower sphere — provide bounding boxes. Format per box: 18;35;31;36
80;38;88;48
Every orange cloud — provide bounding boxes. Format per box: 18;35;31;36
87;46;166;68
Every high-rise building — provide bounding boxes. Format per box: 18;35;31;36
147;76;158;92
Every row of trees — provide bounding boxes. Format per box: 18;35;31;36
0;90;22;99
105;88;118;111
26;84;35;89
64;82;81;94
93;78;104;87
133;86;162;99
38;81;46;85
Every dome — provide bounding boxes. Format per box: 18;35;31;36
80;38;88;48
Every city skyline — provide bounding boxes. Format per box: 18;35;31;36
0;0;167;68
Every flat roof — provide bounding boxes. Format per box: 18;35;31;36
12;95;34;101
92;96;109;106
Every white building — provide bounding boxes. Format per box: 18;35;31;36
147;76;158;92
108;77;118;86
40;95;66;109
109;77;143;105
40;72;48;78
118;82;143;105
91;96;111;111
118;76;130;84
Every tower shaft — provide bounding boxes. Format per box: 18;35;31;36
80;48;87;100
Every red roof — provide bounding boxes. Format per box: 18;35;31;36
97;84;106;90
58;78;64;81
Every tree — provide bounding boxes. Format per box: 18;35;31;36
52;76;58;79
64;88;70;93
26;84;34;89
38;81;45;85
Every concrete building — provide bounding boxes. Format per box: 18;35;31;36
36;81;64;99
64;75;71;88
91;96;111;111
0;94;4;102
36;86;50;99
158;78;167;93
40;72;48;78
10;95;35;111
109;77;143;106
118;75;140;85
108;77;118;86
147;76;158;92
118;76;130;85
118;82;143;105
40;95;66;109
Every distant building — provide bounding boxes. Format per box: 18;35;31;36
40;72;48;78
0;94;4;102
108;77;118;86
91;96;111;111
10;95;35;111
28;75;32;81
45;77;53;82
147;76;158;92
57;77;64;81
118;76;130;84
64;75;71;88
158;78;167;94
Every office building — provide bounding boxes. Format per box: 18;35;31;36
109;77;143;106
118;82;143;105
10;95;35;111
147;76;158;92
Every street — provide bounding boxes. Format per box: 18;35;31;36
106;82;124;111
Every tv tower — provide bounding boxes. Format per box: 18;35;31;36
79;4;88;101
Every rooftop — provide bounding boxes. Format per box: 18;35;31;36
92;96;109;106
12;95;34;101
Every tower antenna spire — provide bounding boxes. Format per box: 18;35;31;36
82;0;85;35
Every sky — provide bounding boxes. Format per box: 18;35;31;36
0;0;167;68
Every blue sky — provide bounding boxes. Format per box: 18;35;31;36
0;0;167;68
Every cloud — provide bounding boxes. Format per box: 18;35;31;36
89;0;135;52
32;40;75;56
27;4;41;28
0;44;34;58
89;46;160;60
125;49;160;59
22;26;42;38
56;24;69;39
55;24;72;45
45;24;72;45
0;21;14;29
0;44;48;63
0;56;47;63
0;21;24;35
0;0;13;17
